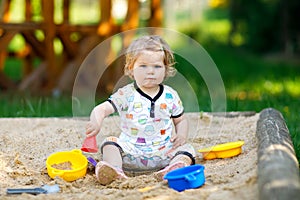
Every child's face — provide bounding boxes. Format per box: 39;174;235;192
132;50;165;89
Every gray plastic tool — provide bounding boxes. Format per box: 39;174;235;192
6;184;60;195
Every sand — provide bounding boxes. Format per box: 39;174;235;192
0;113;258;199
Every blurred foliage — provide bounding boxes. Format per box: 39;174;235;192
201;0;300;54
172;0;300;162
225;0;300;54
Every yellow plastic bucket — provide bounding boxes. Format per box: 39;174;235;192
46;149;88;181
198;141;245;160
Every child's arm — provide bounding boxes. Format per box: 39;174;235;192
85;101;115;137
171;114;189;149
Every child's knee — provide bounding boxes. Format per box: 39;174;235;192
101;137;123;155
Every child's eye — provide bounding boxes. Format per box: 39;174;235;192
155;65;162;68
139;65;147;68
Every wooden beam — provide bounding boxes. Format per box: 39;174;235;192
22;31;46;58
0;22;44;30
0;31;16;50
57;31;78;58
256;108;300;200
0;22;100;33
57;24;98;33
0;31;16;70
208;111;256;118
0;70;16;89
23;47;35;77
19;61;47;92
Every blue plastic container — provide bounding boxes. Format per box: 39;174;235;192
164;164;205;192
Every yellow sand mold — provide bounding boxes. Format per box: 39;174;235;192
198;141;245;160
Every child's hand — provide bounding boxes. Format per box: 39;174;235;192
85;121;100;137
170;134;186;149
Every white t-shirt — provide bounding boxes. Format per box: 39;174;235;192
108;82;184;149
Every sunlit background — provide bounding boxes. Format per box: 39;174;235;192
0;0;299;162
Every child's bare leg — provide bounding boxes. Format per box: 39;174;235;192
96;144;127;185
169;154;192;166
102;144;122;168
155;154;193;181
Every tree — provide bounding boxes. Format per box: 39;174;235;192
228;0;300;55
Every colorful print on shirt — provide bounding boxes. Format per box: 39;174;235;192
108;82;184;152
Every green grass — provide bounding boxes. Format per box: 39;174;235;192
0;93;72;117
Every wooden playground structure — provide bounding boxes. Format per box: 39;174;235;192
0;0;163;95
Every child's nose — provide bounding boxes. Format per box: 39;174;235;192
147;66;155;73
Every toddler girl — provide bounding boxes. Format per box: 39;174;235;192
85;35;195;185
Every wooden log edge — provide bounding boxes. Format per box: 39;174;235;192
209;111;256;118
256;108;300;200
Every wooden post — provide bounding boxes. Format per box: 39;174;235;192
256;108;300;200
63;0;70;23
148;0;162;27
97;0;113;37
0;0;11;22
0;31;16;66
0;0;12;71
25;0;31;21
42;0;56;90
23;0;33;77
121;0;139;31
59;0;77;60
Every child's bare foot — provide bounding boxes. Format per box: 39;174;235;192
154;161;186;181
95;161;127;185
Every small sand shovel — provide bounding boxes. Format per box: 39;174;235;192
6;184;60;195
81;135;98;153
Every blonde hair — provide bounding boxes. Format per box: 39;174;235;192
124;35;176;79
